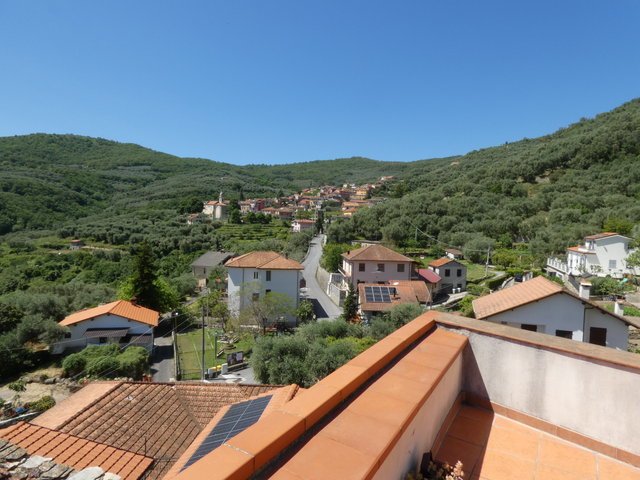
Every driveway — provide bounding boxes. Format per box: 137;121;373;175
151;335;175;382
302;235;341;320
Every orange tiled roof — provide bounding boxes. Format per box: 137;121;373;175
393;280;432;304
39;381;282;480
224;251;303;270
59;300;160;327
584;232;620;240
0;422;153;480
472;276;563;319
567;245;595;254
429;256;458;268
342;244;413;263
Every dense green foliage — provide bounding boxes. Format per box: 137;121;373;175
61;344;149;380
328;99;640;263
251;304;424;386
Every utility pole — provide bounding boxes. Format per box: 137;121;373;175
484;246;492;278
201;303;206;381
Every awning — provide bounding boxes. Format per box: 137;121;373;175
84;328;129;339
128;334;153;345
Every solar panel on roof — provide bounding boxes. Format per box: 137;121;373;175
364;286;394;303
181;395;272;470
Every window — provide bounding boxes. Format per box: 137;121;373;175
359;263;365;272
608;260;617;269
252;293;260;302
266;270;271;281
253;271;259;280
589;327;607;346
377;263;385;272
556;330;572;339
265;289;271;294
397;264;405;273
64;332;71;339
457;269;462;277
521;324;537;332
444;269;450;277
456;283;462;289
98;337;107;344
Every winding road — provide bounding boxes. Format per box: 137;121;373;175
302;235;342;320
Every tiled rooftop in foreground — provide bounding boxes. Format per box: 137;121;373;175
172;311;640;479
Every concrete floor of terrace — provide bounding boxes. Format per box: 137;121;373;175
435;405;640;480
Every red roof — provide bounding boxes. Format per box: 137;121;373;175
429;257;457;268
418;268;441;284
584;232;619;240
342;244;413;263
59;300;159;327
225;251;303;270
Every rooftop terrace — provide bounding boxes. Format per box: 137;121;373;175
172;311;640;479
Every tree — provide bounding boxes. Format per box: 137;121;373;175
320;243;351;272
626;250;640;270
0;303;24;334
127;242;157;307
119;242;178;312
342;283;358;322
296;300;315;324
239;291;295;333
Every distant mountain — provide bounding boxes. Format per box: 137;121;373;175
0;134;417;234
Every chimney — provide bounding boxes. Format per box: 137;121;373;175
578;282;591;300
614;300;624;317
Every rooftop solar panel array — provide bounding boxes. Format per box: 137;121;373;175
363;286;396;303
181;395;272;470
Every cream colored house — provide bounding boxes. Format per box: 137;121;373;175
341;244;413;286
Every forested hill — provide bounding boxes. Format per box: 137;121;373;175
0;135;415;234
330;98;640;259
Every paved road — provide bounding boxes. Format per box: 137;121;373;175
151;335;175;382
302;235;341;320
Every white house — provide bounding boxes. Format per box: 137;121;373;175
472;276;638;350
202;192;229;221
341;244;413;286
546;232;638;280
291;219;315;233
428;257;467;293
225;251;303;327
54;300;159;353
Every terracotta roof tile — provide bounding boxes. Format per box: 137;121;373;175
584;232;620;240
49;381;280;480
224;251;303;270
341;244;413;262
429;256;457;267
59;300;159;327
472;276;563;319
567;245;596;254
0;422;152;479
418;268;442;284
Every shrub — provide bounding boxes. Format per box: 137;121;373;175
117;347;149;379
62;353;87;377
86;356;120;378
7;380;26;392
30;395;55;412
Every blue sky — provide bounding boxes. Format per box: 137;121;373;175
1;1;639;165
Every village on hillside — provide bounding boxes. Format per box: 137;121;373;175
2;169;640;479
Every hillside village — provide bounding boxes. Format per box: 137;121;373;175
2;112;640;478
2;175;640;479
